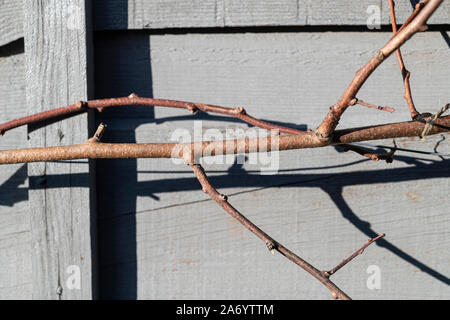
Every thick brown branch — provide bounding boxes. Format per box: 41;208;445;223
0;115;448;165
325;234;386;277
316;0;442;138
189;163;351;300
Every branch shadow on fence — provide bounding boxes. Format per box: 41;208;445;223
4;148;448;297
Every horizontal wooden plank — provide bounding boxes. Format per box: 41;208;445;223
2;1;448;43
94;31;450;299
93;0;450;30
0;0;23;46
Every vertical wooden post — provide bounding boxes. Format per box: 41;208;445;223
24;0;95;299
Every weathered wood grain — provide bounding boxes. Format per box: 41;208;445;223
0;40;31;300
3;1;449;42
0;0;23;46
95;31;450;299
93;0;450;30
24;0;95;299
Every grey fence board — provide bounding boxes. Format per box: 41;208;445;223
93;0;450;30
24;0;95;299
0;40;31;299
0;0;23;46
95;31;450;299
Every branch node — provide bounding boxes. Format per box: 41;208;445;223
220;194;228;201
314;130;324;138
76;101;87;110
128;92;139;99
349;98;358;106
188;104;198;114
235;107;246;115
376;51;385;62
415;1;424;10
266;241;276;255
418;24;429;32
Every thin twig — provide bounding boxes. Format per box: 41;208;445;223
325;234;386;277
351;98;395;113
388;0;426;119
189;163;352;300
0;94;304;137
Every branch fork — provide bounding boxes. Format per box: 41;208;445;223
190;162;386;300
317;0;443;138
420;103;450;140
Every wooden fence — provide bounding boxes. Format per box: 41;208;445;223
0;0;449;299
